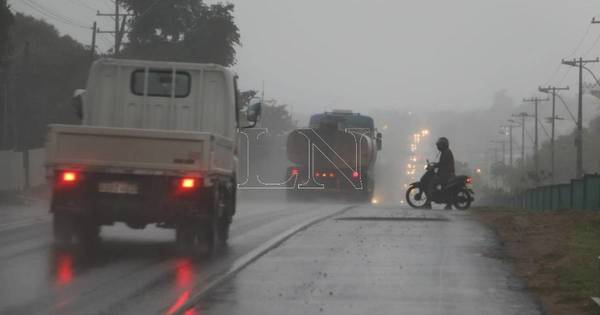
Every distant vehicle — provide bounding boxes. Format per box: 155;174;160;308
46;58;261;254
405;160;474;210
286;110;382;202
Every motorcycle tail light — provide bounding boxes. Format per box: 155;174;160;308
352;171;360;178
466;176;473;184
291;168;300;176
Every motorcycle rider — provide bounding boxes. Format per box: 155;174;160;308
425;137;455;209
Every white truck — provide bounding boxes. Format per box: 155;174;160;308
45;58;261;254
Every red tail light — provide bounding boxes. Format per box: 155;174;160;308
61;171;79;183
291;168;300;176
180;178;197;189
352;171;360;178
466;176;473;184
315;172;321;177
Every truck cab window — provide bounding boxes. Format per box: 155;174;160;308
131;70;191;98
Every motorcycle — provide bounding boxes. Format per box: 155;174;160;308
405;160;475;210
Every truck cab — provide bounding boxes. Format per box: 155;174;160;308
46;58;260;254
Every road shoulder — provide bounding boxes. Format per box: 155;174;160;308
474;208;600;315
199;206;540;315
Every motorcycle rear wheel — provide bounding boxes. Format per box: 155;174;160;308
406;185;429;209
454;189;472;210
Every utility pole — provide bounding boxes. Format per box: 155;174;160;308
523;97;549;174
1;67;7;149
561;57;600;178
90;22;97;60
500;123;520;167
491;140;506;165
511;113;533;170
21;42;31;189
539;86;569;183
97;0;132;55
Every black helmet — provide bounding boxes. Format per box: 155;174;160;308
436;137;449;151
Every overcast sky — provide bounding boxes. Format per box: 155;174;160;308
8;0;600;115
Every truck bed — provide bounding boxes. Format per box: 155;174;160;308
46;124;234;176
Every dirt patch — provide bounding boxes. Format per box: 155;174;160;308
473;208;600;315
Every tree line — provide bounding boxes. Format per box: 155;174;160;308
0;0;251;151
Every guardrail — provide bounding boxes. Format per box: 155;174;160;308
511;174;600;211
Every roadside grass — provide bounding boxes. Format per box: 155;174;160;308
473;208;600;315
562;218;600;307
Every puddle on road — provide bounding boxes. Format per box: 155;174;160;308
335;216;449;222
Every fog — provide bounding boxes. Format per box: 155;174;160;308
10;0;600;113
7;0;600;198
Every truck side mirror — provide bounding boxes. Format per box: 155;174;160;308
71;89;86;120
246;98;262;126
376;132;383;151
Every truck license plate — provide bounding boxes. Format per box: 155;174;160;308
98;182;139;195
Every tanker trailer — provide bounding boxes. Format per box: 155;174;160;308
286;110;382;202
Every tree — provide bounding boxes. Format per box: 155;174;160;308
258;102;297;136
1;13;90;149
121;0;240;66
0;0;14;63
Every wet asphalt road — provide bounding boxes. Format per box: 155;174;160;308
202;206;541;315
0;202;541;315
0;200;351;315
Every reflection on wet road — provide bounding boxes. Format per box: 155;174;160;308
0;201;350;315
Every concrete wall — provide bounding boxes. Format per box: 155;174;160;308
0;148;46;191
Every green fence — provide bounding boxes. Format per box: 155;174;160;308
572;179;585;210
511;174;600;211
584;175;600;210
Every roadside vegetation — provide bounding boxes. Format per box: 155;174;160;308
474;208;600;315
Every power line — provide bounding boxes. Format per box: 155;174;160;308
65;0;97;13
523;96;549;173
539;85;570;184
555;93;577;124
137;0;162;19
25;0;89;27
546;21;596;85
561;57;600;178
20;0;89;29
566;23;593;58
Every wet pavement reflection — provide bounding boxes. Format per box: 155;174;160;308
0;202;344;315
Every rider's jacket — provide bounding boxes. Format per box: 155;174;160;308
437;149;455;180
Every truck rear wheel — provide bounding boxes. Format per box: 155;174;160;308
218;218;230;244
202;214;219;256
218;180;235;244
78;219;101;245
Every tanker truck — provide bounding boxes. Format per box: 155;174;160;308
286;110;382;202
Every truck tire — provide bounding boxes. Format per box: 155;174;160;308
77;217;101;246
218;218;230;244
201;186;223;256
53;213;75;246
218;179;235;244
203;213;219;257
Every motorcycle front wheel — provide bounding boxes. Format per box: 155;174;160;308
406;185;428;209
454;188;472;210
